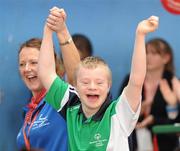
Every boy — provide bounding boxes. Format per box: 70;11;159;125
38;7;159;150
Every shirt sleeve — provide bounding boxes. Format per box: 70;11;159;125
45;76;69;110
115;89;141;136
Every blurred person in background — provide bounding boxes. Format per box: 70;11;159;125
72;33;93;60
119;38;180;151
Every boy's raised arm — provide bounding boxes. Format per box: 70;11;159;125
125;16;159;112
38;7;80;91
47;7;80;85
38;23;55;91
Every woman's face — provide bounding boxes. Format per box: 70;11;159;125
19;47;43;96
146;44;169;72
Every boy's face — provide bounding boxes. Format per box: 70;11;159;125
76;65;111;116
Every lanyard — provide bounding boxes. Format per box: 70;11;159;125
23;110;40;150
22;88;46;150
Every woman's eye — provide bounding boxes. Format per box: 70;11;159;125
31;61;38;65
19;63;25;67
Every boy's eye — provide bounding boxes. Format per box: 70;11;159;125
97;81;103;85
83;82;89;85
97;82;103;85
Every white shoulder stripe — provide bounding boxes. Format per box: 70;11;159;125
57;84;79;112
69;84;79;97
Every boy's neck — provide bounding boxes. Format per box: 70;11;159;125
82;105;98;119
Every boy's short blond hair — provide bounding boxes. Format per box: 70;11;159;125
74;56;112;85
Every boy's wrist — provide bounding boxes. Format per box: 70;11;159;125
136;29;147;36
44;25;53;36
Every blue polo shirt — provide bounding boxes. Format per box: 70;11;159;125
17;98;68;151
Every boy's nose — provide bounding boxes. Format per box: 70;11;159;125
89;82;96;89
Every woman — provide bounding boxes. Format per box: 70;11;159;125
16;7;80;151
147;38;180;151
119;38;180;151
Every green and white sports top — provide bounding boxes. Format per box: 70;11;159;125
45;77;141;151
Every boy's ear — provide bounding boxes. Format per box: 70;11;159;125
107;82;112;92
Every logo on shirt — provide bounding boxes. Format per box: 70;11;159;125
32;114;50;129
89;133;107;147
